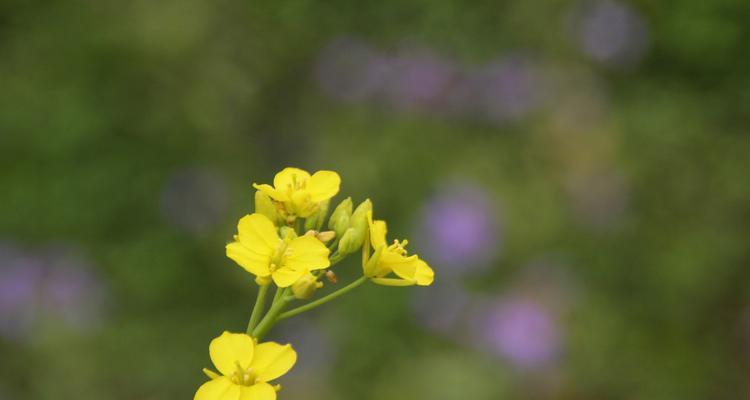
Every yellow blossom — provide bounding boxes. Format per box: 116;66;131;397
226;213;330;287
362;211;434;286
253;167;340;218
195;332;296;400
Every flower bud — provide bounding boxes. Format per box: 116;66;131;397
255;191;279;224
337;227;361;255
328;197;353;237
350;199;372;231
316;230;336;243
325;270;337;284
291;273;323;299
305;199;330;231
337;199;371;254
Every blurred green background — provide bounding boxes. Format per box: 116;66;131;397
2;0;750;399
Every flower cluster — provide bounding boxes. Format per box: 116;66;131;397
195;167;434;400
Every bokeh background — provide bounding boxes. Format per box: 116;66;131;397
2;1;750;399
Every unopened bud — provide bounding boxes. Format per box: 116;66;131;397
328;197;353;237
316;230;336;243
325;270;338;284
337;227;362;255
255;191;279;225
305;199;330;231
291;273;323;300
338;198;371;254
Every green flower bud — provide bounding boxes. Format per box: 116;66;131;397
328;197;353;237
255;190;279;225
343;198;371;251
337;227;362;255
305;199;331;232
291;273;323;300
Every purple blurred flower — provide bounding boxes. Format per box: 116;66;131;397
570;0;649;68
315;36;391;103
0;246;43;339
41;248;107;329
416;183;500;276
161;167;228;235
0;243;108;340
383;48;457;110
477;56;543;124
475;297;560;369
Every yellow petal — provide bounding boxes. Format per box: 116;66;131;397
370;277;416;287
307;170;341;202
237;214;280;251
414;258;435;286
271;267;307;287
239;382;277;400
253;183;288;202
226;242;271;277
250;342;297;382
284;236;331;272
381;252;419;280
209;332;255;376
273;167;311;192
194;377;241;400
368;217;387;249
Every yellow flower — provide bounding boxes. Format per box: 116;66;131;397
253;167;341;218
195;332;296;400
226;213;331;287
362;211;434;286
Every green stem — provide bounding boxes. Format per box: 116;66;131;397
252;288;291;340
246;284;270;334
329;251;346;266
278;276;368;320
271;285;284;305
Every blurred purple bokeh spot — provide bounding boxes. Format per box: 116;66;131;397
160;168;228;235
475;297;560;369
314;36;544;124
569;0;649;68
478;56;543;124
0;242;108;341
383;48;457;110
416;183;501;276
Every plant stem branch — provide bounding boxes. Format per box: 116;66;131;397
252;288;290;340
246;284;270;335
278;276;368;320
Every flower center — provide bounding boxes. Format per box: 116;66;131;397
270;241;293;272
388;239;409;256
231;361;259;386
284;174;308;194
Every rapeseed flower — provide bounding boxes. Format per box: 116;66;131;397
362;211;434;286
226;213;330;287
195;331;296;400
253;167;340;218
